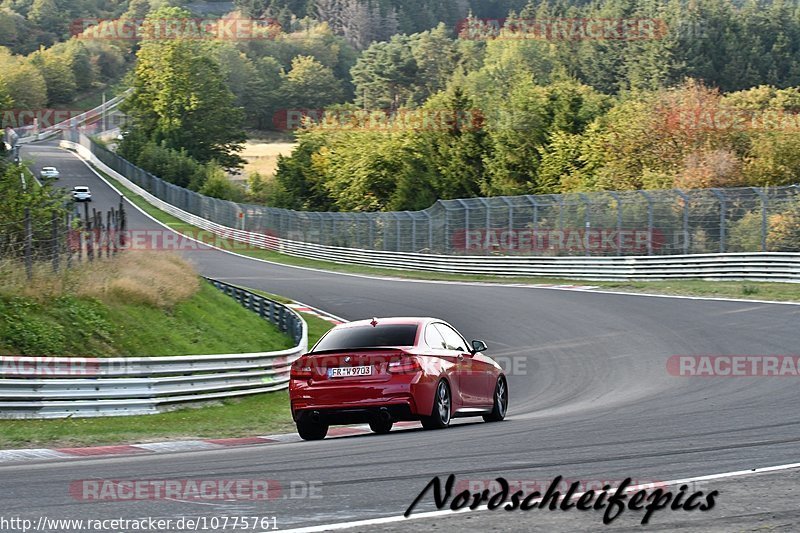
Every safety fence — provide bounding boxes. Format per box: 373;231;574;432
61;135;800;282
0;279;307;419
64;130;800;258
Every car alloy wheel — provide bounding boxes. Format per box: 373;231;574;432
422;380;451;429
483;377;508;422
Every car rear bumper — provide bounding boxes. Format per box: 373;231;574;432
291;380;426;423
293;403;417;425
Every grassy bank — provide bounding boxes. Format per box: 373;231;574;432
0;392;296;448
0;253;294;357
0;252;334;449
101;169;800;303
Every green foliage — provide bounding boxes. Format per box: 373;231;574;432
199;161;245;201
123;7;246;169
30;47;78;105
281;55;344;109
0;298;67;355
0;46;48;109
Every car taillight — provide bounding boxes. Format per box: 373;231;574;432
388;357;422;374
291;359;313;379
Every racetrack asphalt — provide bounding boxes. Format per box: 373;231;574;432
4;141;799;532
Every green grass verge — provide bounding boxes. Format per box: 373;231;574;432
99;168;800;303
0;392;295;449
0;282;294;357
0;304;330;449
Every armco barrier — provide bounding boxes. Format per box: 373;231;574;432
60;138;800;282
15;90;131;144
0;279;308;419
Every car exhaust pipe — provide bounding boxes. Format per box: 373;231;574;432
379;408;392;422
310;411;322;424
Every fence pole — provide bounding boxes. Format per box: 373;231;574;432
51;210;59;273
711;189;726;253
119;196;127;250
83;202;93;261
106;210;112;258
753;187;768;252
579;193;591;256
675;190;690;255
638;191;654;255
66;213;73;269
24;208;32;280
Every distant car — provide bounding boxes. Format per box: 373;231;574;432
40;167;60;180
72;186;92;202
289;317;508;440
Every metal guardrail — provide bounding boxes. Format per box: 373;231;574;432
0;279;307;419
15;90;131;144
61;137;800;282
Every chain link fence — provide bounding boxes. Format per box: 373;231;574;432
0;197;127;280
69;130;800;257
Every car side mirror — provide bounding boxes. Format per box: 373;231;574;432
471;340;488;354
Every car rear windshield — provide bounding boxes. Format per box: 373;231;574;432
74;188;88;192
312;324;418;352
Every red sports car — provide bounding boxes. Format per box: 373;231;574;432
289;317;508;440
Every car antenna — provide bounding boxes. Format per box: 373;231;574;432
370;317;378;327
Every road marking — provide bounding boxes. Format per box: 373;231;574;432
64;145;800;309
276;462;800;532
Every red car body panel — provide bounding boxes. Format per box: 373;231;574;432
289;317;504;425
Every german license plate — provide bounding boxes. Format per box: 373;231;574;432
328;366;372;378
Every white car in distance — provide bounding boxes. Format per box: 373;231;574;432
72;186;92;202
40;166;60;180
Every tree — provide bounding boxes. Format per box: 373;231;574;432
199;161;245;201
124;0;151;20
351;35;418;110
281;55;344;109
0;47;48;109
409;24;458;102
30;48;78;105
28;0;66;36
0;77;12;110
123;8;246;168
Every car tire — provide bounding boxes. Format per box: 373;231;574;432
296;420;329;441
369;419;393;434
421;380;451;430
483;377;508;422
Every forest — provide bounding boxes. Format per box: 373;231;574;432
2;0;800;214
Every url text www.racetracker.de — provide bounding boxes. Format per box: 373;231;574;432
405;475;718;525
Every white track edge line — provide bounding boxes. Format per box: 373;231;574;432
277;461;800;532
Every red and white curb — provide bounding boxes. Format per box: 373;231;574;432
0;422;421;464
288;303;345;325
